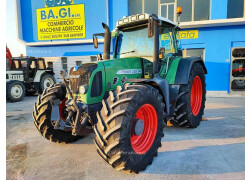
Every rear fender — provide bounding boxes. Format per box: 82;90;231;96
34;70;46;82
174;57;207;84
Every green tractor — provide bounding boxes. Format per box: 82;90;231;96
33;13;207;173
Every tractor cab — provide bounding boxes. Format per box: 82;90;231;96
11;57;47;71
93;14;182;80
10;57;47;81
114;14;182;79
114;14;181;60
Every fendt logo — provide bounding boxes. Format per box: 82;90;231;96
45;0;74;7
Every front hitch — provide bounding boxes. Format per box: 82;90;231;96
59;69;89;136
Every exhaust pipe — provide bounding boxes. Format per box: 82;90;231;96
153;19;159;76
102;23;111;60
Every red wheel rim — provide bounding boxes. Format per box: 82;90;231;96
191;76;203;116
131;104;158;155
59;98;67;121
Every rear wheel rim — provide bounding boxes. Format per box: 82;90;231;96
131;104;158;155
191;76;203;116
44;78;54;88
59;98;68;121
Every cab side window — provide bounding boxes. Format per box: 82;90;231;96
159;27;177;55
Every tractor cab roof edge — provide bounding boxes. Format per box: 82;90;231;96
116;13;181;30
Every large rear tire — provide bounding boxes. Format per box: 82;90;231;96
94;84;166;173
170;63;206;128
33;83;82;143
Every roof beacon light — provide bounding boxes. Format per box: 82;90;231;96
177;7;182;15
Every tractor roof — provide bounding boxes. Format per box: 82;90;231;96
116;13;180;29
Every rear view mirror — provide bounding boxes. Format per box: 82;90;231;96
159;48;165;59
93;36;98;49
148;16;154;38
159;47;165;53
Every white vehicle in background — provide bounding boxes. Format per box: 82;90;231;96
6;48;56;102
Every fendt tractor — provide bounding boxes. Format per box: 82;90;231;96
33;10;207;173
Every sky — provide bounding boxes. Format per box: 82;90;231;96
6;0;26;57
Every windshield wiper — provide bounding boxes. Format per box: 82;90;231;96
118;50;135;55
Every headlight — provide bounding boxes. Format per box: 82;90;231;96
138;14;145;20
123;18;129;23
130;15;137;21
79;85;88;94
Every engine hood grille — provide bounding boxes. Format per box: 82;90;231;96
69;63;97;94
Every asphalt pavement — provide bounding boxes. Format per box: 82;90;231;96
6;95;245;180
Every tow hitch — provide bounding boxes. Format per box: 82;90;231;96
59;69;89;136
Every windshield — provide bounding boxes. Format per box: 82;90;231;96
115;25;177;60
116;26;154;59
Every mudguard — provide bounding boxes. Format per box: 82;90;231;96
126;76;170;116
174;57;207;85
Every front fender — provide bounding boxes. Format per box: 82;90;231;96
126;76;170;116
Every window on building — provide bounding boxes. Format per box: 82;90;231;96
129;0;158;15
76;61;82;66
129;0;210;22
61;57;68;73
183;48;205;60
177;0;192;22
194;0;210;21
90;56;97;62
129;0;142;15
160;2;175;22
227;0;244;19
177;0;210;22
144;0;158;15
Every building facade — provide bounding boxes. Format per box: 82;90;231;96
16;0;245;93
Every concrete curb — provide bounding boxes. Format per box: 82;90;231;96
206;91;245;98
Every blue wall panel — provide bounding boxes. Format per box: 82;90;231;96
181;25;245;91
211;0;228;20
20;0;34;42
26;43;104;57
110;0;128;30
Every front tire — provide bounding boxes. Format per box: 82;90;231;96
94;84;166;173
6;81;25;102
33;83;82;143
170;63;206;128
